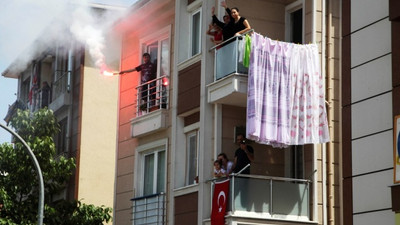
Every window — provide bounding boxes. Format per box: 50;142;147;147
143;149;166;195
290;8;303;44
143;36;170;78
138;28;171;112
186;130;199;185
135;139;167;196
55;118;67;156
285;0;303;44
286;145;304;179
190;9;201;56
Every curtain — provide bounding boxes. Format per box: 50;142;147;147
247;33;330;147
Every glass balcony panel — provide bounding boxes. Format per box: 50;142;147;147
272;180;309;217
215;38;248;80
215;175;310;221
231;177;270;213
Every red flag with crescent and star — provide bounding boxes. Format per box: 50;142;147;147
211;179;230;225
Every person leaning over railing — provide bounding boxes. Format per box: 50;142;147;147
212;0;251;41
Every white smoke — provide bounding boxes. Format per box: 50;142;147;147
0;0;128;74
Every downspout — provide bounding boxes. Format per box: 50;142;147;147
321;0;328;225
311;0;320;223
321;0;330;224
327;0;335;225
66;43;75;198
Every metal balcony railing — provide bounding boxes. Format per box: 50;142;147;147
211;174;311;221
131;192;166;225
52;71;69;100
135;75;169;116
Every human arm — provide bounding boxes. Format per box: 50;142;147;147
207;24;216;36
240;143;254;162
119;67;137;75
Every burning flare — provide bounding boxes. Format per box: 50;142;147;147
100;64;118;76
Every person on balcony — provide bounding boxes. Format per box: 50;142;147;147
41;81;51;108
213;159;226;178
211;6;231;41
212;1;251;41
207;23;223;46
232;134;254;174
120;53;157;110
217;152;233;175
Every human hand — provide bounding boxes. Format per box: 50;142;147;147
211;6;215;15
235;32;241;37
221;1;227;8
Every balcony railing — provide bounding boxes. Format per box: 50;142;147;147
212;33;251;81
131;192;166;225
212;174;311;221
52;71;69;100
135;76;169;116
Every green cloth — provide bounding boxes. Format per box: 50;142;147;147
243;34;251;68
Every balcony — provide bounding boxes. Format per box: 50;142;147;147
210;175;314;225
131;76;169;137
131;192;166;225
49;71;71;112
207;37;249;107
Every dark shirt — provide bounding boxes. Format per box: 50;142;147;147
212;8;234;40
135;62;156;84
212;8;248;41
233;145;254;174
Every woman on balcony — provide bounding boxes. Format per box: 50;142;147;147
212;1;251;41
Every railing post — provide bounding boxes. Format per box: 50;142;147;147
269;179;273;216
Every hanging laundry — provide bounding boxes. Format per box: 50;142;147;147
246;33;330;147
242;34;251;68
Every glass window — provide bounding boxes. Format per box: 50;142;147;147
290;8;303;44
143;149;166;196
186;131;198;185
191;10;201;56
144;37;170;78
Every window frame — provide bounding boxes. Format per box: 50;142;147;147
285;0;304;43
189;8;202;57
139;25;171;80
134;139;168;197
184;122;200;186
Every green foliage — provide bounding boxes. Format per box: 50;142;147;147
0;109;112;224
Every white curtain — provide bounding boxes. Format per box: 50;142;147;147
247;33;330;147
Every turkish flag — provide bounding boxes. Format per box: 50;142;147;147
211;179;230;225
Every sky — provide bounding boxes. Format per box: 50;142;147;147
0;0;136;143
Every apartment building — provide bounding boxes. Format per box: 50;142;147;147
342;0;400;224
2;4;120;218
115;0;341;224
113;0;175;224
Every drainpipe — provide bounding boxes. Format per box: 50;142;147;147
321;0;328;225
311;0;320;223
327;1;334;225
66;43;74;159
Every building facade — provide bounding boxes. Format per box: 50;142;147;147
2;4;119;221
342;0;400;224
115;0;341;225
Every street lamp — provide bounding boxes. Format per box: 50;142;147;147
0;123;44;225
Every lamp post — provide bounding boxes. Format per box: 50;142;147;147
0;123;44;225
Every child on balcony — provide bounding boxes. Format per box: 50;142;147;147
207;23;223;46
214;159;226;178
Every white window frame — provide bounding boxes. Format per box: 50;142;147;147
139;25;171;80
285;0;304;43
134;138;168;196
184;122;200;186
189;8;202;57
